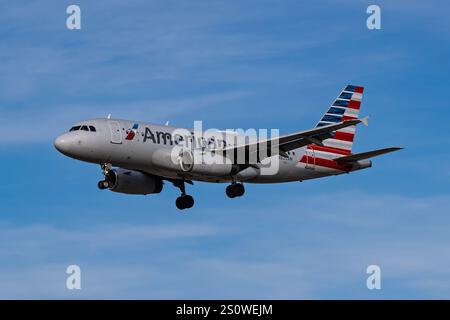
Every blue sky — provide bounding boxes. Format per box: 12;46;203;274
0;0;449;298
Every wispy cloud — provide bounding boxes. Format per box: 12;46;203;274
0;0;345;146
0;0;449;299
1;191;450;298
0;91;250;143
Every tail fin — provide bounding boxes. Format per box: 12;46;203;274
314;85;364;154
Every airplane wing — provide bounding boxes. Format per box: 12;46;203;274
334;147;403;163
218;118;367;162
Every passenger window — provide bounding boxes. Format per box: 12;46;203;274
89;126;96;132
81;125;89;131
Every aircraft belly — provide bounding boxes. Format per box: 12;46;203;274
98;130;344;184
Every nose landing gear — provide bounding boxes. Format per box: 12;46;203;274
226;183;245;198
98;163;113;190
98;180;110;190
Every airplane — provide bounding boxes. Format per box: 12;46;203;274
54;85;401;210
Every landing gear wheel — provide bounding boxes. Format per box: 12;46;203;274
226;185;237;198
183;195;194;208
175;197;184;210
173;179;195;210
98;180;109;190
235;183;245;197
226;183;245;198
176;195;195;210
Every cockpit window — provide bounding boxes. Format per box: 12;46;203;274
69;125;97;132
69;126;81;132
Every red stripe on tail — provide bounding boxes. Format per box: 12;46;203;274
308;145;352;155
342;115;357;121
347;100;361;110
333;131;354;142
300;156;353;171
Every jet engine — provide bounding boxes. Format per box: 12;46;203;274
105;168;163;195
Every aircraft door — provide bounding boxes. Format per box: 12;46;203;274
108;121;122;144
179;134;195;172
305;148;315;169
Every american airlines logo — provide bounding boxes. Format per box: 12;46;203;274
125;123;139;141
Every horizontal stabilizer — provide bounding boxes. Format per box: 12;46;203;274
334;147;402;163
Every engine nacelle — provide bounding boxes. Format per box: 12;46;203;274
351;159;372;171
107;168;163;195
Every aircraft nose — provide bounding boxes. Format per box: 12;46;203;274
54;134;72;154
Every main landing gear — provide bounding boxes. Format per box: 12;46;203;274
98;163;112;190
226;183;245;198
173;180;194;210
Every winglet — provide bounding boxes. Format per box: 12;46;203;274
361;116;369;126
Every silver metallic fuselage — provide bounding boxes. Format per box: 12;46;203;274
54;118;370;183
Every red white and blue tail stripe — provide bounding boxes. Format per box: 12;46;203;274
315;85;363;153
299;85;364;171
